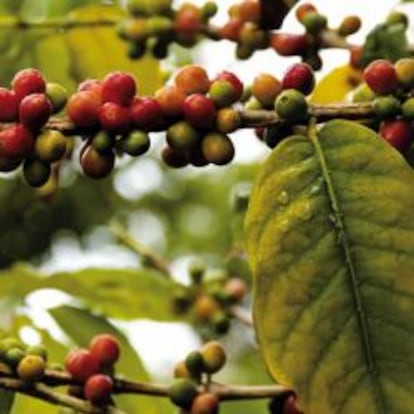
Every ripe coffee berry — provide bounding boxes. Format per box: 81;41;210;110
78;79;103;102
191;393;219;414
338;15;361;36
89;334;120;367
102;71;136;106
12;68;46;102
379;120;413;152
183;94;216;129
363;60;398;95
155;86;186;118
219;19;244;41
176;4;202;35
282;63;315;96
275;89;308;121
99;102;130;133
0;88;18;122
17;355;46;382
252;74;282;108
23;158;51;187
80;145;115;179
215;71;243;102
65;349;100;381
19;93;51;131
201;133;234;165
67;91;101;127
270;33;309;56
130;98;162;129
0;124;34;159
84;374;114;405
175;65;210;95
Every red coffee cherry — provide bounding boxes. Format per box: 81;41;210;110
80;144;115;179
99;102;130;133
67;91;101;127
239;0;261;24
191;392;219;414
65;349;100;382
11;68;46;102
252;74;282;107
183;94;216;129
130;97;163;129
270;33;309;56
155;86;186;118
363;59;398;95
102;71;137;106
175;65;210;95
78;79;103;103
379;120;413;152
176;4;202;35
215;71;243;102
84;374;114;405
0;88;18;122
19;93;51;130
0;124;34;159
89;334;121;367
282;63;315;96
219;18;244;41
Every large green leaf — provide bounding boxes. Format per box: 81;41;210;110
245;120;414;413
0;390;15;414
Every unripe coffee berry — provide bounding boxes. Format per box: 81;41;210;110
338;15;361;36
84;374;114;405
185;351;205;378
169;378;198;408
0;88;18;122
191;392;219;414
102;71;136;106
122;130;150;156
302;12;327;34
395;58;414;89
363;59;398;95
5;347;26;367
202;133;234;165
23;158;51;187
295;3;317;23
155;86;186;118
200;341;226;374
282;63;315;96
275;89;308;121
0;124;34;159
188;258;206;284
17;355;46;382
161;146;189;168
19;93;51;131
167;121;200;151
373;96;400;119
209;80;238;108
99;102;130;133
194;295;220;321
252;74;282;108
12;68;46;102
65;349;100;382
67;91;101;127
46;82;68;113
216;108;241;133
92;131;114;153
130;98;162;129
26;345;48;361
175;65;210;95
379;120;413;153
351;83;375;103
215;72;243;102
183;94;216;129
212;312;231;335
89;334;120;367
80;145;115;179
402;98;414;121
35;130;67;163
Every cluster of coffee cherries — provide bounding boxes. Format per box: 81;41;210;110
172;259;248;337
65;334;120;406
0;69;69;186
170;340;226;413
119;0;218;59
352;58;414;153
0;337;48;383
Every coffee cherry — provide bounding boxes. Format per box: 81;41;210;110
0;156;22;172
202;133;234;165
372;96;400;119
351;83;375;103
175;65;210;96
92;131;114;153
245;96;263;110
65;349;100;382
194;295;220;322
23;158;51;187
34;130;66;163
239;0;260;23
0;124;34;158
0;337;24;354
215;72;243;102
174;361;191;379
161;146;188;168
295;3;317;23
0;88;18;122
282;63;315;96
99;102;130;133
183;94;216;129
188;259;206;284
212;312;231;335
102;71;136;106
185;351;205;378
239;23;267;50
209;80;238;108
379;120;413;152
12;68;46;102
17;355;46;382
46;82;68;113
80;145;115;179
78;79;103;102
4;347;26;367
169;378;198;408
127;0;171;16
84;374;114;405
122;130;150;156
263;124;294;148
216;108;241;134
252;74;282;108
395;58;414;89
155;86;186;118
275;89;308;121
302;12;327;34
67;91;101;127
224;278;247;303
188;146;210;167
402;98;414;120
130;97;163;129
363;59;398;95
19;93;51;131
89;334;120;367
176;4;202;35
200;341;226;374
128;42;146;60
270;33;309;56
349;45;363;69
26;345;48;361
201;2;218;20
338;15;361;36
219;18;244;41
167;121;200;151
191;393;219;414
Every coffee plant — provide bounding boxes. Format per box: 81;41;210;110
0;0;413;413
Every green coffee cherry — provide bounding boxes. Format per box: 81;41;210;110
402;98;414;121
189;259;206;284
235;43;254;60
302;12;327;34
122;130;150;156
201;2;218;20
209;80;237;108
26;345;48;361
46;82;68;114
352;83;376;103
127;0;172;16
35;130;67;163
167;121;200;151
202;133;235;166
0;338;24;354
146;16;174;37
128;42;146;60
168;378;198;408
212;312;231;335
244;96;263;110
185;351;205;378
274;89;308;121
200;341;227;374
23;158;51;187
5;347;26;367
92;131;114;154
373;96;400;119
17;355;46;382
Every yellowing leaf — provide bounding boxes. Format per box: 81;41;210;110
245;120;414;413
310;65;361;104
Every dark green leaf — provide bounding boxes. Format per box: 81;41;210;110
0;389;15;414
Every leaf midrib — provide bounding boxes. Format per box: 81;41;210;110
309;121;386;413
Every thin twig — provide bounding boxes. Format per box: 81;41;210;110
229;305;254;327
